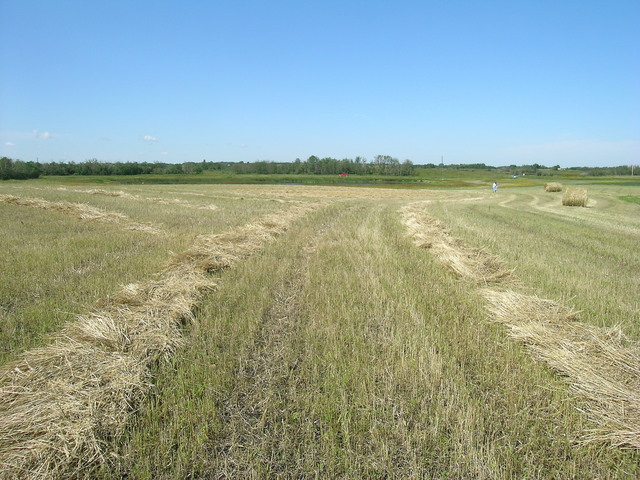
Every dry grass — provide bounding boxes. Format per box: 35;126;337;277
544;182;563;192
0;194;163;234
482;288;640;448
562;187;588;207
82;189;218;210
3;182;638;478
84;188;138;199
402;202;515;284
214;184;450;201
123;199;639;479
403;201;640;449
148;197;218;210
46;187;219;211
170;203;318;272
0;203;318;479
0;267;214;478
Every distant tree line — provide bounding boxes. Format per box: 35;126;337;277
229;155;414;176
503;164;637;176
565;165;636;176
0;157;211;179
0;157;41;180
2;156;637;180
0;155;415;180
417;162;638;177
416;162;561;174
417;162;497;170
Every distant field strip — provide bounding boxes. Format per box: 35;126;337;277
402;202;640;449
497;190;640;236
46;187;218;210
67;186;305;207
0;202;319;480
71;188;219;210
0;194;162;234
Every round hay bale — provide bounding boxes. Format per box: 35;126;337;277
562;188;588;207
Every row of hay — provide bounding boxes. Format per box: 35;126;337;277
402;201;639;449
81;188;218;210
0;203;318;479
401;203;515;284
0;194;162;234
482;288;640;448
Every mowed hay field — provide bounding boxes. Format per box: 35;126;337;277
1;181;639;479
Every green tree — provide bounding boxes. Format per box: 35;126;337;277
0;157;13;180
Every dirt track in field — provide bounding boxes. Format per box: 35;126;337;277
212;213;335;477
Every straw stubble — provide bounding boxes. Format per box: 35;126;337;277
402;201;640;449
0;203;317;479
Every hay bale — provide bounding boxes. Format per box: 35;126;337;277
544;182;563;192
562;188;588;207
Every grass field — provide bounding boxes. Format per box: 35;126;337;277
1;179;639;479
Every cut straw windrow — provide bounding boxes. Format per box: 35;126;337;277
402;201;640;449
0;203;318;479
402;203;515;284
0;194;162;234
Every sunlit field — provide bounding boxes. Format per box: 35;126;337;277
1;180;639;479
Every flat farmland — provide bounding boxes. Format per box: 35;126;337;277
1;181;639;479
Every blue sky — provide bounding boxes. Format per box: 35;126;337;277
1;0;638;167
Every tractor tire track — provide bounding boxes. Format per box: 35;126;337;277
212;211;343;478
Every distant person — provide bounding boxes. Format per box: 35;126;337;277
492;181;498;193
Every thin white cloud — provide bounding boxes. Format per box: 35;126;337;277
143;135;158;141
160;152;168;155
33;130;56;139
5;142;15;146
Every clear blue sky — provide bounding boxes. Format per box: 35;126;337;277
1;0;638;167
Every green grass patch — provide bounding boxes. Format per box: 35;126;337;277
2;181;639;478
118;201;640;479
426;185;640;340
620;195;640;204
0;183;293;363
